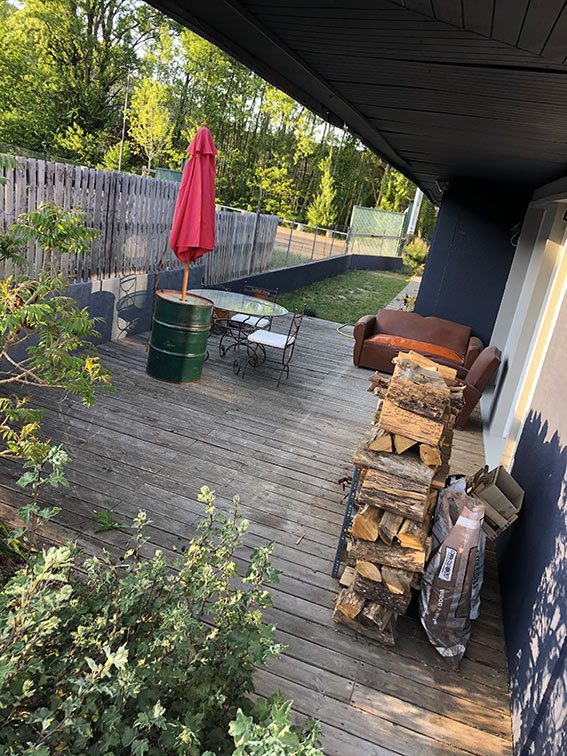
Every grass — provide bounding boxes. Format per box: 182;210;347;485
276;269;411;324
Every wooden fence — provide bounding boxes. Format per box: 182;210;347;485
0;157;279;285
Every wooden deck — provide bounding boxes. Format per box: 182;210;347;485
0;316;512;755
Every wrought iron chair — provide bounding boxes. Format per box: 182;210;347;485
233;311;303;387
219;286;279;357
227;285;279;334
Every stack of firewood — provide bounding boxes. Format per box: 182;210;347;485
333;351;464;646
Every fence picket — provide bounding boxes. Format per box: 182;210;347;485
1;157;279;283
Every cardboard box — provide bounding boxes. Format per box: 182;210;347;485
470;466;524;540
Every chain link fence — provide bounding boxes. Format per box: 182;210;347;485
348;205;408;256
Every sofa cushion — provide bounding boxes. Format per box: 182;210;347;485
366;334;465;365
374;310;471;358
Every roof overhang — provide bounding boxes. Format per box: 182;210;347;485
147;0;567;203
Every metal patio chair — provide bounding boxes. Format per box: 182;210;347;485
227;285;279;334
233;311;303;387
219;286;279;356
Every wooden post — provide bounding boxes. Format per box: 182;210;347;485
181;261;190;302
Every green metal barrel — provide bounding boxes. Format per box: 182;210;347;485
147;290;213;383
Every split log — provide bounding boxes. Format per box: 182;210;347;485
378;399;446;446
368;373;390;395
335;587;365;620
339;565;356;588
381;566;415;595
419;444;442;468
357;488;429;525
367;427;393;453
353;440;434;487
378;510;404;545
353;574;412;612
355;560;382;582
361;602;396;632
349;540;426;572
333;606;396;646
396;517;431;550
431;463;450;490
359;468;431;523
393;434;417;454
351;504;382;541
392;355;448;387
386;376;450;421
394;351;457;384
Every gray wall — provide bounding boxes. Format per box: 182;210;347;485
66;265;204;344
57;253;402;347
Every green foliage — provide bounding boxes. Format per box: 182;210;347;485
129;78;173;171
306;154;336;228
0;271;112;405
377;166;414;213
403;236;430;274
230;694;322;755
0;0;163;153
54;122;104;166
0;152;19;186
10;201;100;266
277;270;411;324
416;196;438;242
253;160;296;218
100;141;132;172
93;510;128;532
0;487;296;754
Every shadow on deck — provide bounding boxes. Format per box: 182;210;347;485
0;316;512;755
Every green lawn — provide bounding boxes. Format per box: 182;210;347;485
276;269;411;324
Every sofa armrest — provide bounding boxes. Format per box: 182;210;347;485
353;315;376;365
456;384;482;428
464;336;484;370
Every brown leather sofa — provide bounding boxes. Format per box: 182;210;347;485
353;309;483;379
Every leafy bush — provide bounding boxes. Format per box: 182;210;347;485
230;695;321;755
0;487;322;754
9;201;99;266
403;236;429;274
0;204;111;562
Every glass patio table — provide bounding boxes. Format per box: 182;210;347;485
188;288;288;356
188;288;288;319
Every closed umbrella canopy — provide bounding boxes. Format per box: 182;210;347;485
169;125;217;264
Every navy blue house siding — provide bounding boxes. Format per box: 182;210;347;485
498;295;567;754
415;179;531;346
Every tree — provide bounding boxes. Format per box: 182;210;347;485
0;0;162;159
252;160;296;218
306;154;336;228
99;141;133;172
128;78;173;172
376;165;414;212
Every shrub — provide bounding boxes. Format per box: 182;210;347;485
230;694;322;755
0;487;322;754
403;236;429;274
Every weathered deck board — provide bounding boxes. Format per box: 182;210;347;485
0;316;512;755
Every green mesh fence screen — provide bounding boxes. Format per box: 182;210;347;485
348;205;407;256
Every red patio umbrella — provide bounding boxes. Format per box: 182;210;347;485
169;124;217;302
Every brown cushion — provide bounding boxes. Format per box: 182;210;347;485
374;310;471;358
366;334;464;365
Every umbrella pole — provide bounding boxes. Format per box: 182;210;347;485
181;261;190;303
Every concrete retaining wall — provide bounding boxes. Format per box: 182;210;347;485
219;253;403;294
65;265;204;344
58;253;401;347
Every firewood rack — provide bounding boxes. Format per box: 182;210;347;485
331;465;362;578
